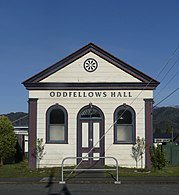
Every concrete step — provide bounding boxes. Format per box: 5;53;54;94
64;171;117;184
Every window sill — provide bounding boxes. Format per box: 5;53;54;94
113;141;134;144
46;141;68;144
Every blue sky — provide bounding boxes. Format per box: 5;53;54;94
0;0;178;114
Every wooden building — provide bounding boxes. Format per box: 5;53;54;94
23;43;159;169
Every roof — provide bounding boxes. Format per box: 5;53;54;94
22;43;159;90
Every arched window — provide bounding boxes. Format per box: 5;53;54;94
114;105;135;144
79;107;102;119
46;104;68;143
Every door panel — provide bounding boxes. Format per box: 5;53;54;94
82;123;88;148
93;152;100;160
77;105;105;167
79;120;104;166
82;153;89;161
93;122;100;147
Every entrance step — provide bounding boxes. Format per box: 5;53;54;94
64;171;116;184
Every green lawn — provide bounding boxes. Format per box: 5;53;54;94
0;160;60;178
0;160;179;178
118;166;179;177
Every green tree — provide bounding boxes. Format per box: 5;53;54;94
0;116;17;165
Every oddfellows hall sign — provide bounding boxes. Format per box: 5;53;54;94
49;91;133;98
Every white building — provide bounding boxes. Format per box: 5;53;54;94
23;43;159;169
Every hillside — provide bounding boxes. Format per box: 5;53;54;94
153;107;179;134
0;112;28;126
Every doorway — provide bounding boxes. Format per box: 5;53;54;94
77;104;105;167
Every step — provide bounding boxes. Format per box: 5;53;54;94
64;171;117;184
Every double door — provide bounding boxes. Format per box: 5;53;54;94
77;119;105;166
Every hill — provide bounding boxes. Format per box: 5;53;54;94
153;107;179;134
0;112;28;126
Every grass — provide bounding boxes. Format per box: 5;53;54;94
0;160;179;178
0;160;60;178
117;166;179;177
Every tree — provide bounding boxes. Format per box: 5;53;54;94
33;138;46;168
131;136;145;168
0;116;17;165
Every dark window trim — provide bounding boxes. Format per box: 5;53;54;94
46;104;68;144
76;104;105;165
114;104;136;144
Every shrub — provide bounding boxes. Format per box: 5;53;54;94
33;138;46;169
131;136;145;168
150;144;167;170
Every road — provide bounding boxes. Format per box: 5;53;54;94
0;183;179;195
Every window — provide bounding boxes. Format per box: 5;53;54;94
46;104;68;143
114;105;135;144
80;107;102;119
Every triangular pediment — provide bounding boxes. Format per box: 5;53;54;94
40;51;141;83
22;43;159;90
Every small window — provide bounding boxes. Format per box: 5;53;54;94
80;107;101;119
46;104;68;143
114;105;135;144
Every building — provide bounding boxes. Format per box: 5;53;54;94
153;132;179;145
22;43;159;169
14;126;28;155
12;114;29;159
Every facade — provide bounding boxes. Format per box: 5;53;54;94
23;43;159;169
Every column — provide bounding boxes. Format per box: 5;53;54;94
144;99;153;169
28;98;38;169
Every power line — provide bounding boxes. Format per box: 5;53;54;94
137;46;179;115
155;70;179;98
154;87;179;108
156;46;179;79
153;47;179;102
12;114;28;125
159;57;179;83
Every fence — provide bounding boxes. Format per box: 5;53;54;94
163;143;179;165
59;156;121;184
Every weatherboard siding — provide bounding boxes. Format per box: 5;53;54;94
29;89;152;168
40;52;141;83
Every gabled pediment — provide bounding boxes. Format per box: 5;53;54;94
22;43;159;90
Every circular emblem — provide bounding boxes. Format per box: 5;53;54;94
84;58;98;72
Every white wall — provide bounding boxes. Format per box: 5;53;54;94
29;89;153;168
40;52;141;83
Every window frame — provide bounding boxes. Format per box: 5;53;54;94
114;105;136;144
46;104;68;144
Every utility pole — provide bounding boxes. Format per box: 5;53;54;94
171;126;173;143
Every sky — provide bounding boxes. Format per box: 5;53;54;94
0;0;178;114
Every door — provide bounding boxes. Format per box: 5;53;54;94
77;105;105;167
